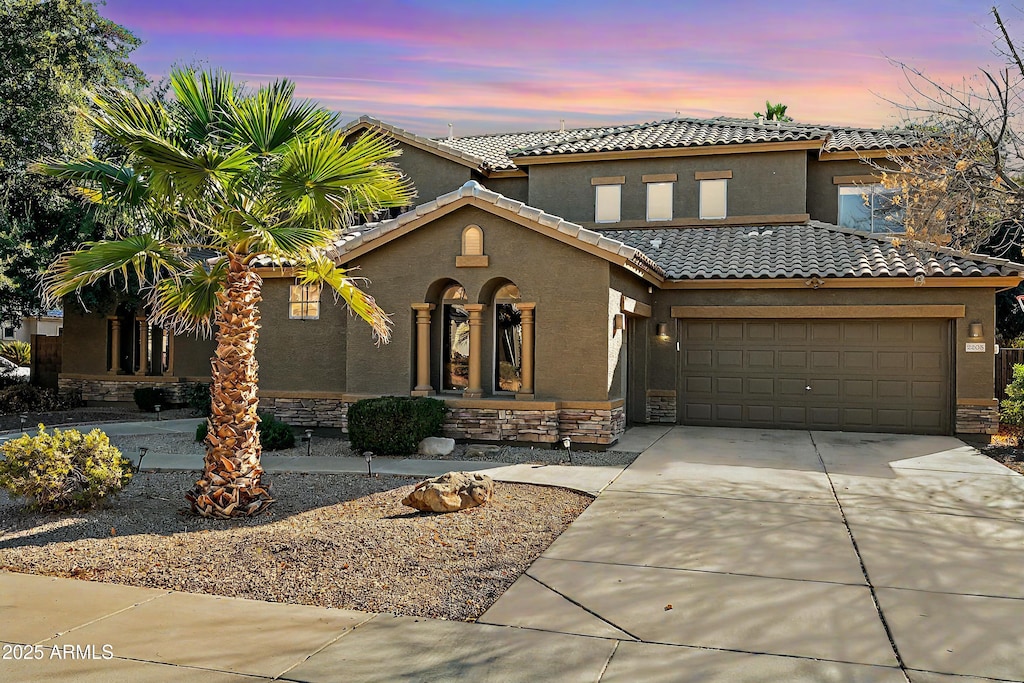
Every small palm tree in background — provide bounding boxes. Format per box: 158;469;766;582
36;69;414;518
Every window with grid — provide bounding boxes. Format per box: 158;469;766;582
289;284;321;320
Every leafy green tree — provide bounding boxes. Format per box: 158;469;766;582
0;0;144;324
37;69;414;517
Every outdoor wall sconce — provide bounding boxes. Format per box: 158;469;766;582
656;322;669;339
613;314;625;332
968;321;984;339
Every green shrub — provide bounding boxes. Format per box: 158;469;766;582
0;426;133;512
0;384;82;415
0;340;30;366
133;387;165;412
194;414;295;451
1001;363;1024;427
348;396;445;456
185;382;211;416
258;413;295;451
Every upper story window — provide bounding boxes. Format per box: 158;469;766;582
699;179;727;219
595;184;621;223
289;284;321;320
646;182;673;221
838;184;904;233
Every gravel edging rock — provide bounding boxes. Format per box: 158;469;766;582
0;472;591;621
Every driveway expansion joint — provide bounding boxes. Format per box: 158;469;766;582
30;588;173;646
810;431;911;683
524;570;642;642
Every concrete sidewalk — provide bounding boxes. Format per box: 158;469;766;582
2;418;644;495
2;425;1023;682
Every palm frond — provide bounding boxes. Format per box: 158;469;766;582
148;259;227;336
170;69;236;144
274;129;415;227
227;79;338;155
241;221;336;260
31;158;148;206
86;87;169;144
295;255;391;343
42;235;189;307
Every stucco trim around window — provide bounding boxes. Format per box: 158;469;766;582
591;176;626;186
642;173;677;183
694;170;733;180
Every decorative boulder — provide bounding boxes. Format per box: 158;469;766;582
402;471;495;513
417;436;455;457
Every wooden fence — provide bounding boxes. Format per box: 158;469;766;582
30;334;61;389
995;347;1024;401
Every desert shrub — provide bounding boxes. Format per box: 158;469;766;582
0;340;30;366
0;426;133;511
0;384;81;414
133;387;165;412
348;396;445;456
193;414;295;451
185;382;211;416
258;413;295;451
1001;363;1024;434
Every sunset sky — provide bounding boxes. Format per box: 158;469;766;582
101;0;1011;137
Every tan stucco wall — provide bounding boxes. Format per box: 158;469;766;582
255;278;348;393
169;334;215;377
60;310;109;374
392;142;473;206
526;151;808;225
342;205;614;400
646;285;997;402
474;173;529;203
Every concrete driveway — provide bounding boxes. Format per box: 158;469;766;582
480;426;1024;682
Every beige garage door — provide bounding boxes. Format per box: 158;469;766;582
679;319;951;434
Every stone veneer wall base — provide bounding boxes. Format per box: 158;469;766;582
955;404;999;435
59;377;192;404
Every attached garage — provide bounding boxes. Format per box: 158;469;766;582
675;312;953;435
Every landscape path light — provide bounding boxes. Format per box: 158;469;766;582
561;436;573;466
302;429;314;456
137;446;149;473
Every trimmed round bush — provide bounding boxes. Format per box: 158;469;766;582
0;426;133;512
348;396;445;456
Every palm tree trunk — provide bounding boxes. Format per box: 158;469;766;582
187;256;273;518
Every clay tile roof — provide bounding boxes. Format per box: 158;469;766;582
602;221;1024;280
329;181;665;277
345;114;921;171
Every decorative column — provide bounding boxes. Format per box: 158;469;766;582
163;331;175;376
108;317;122;374
411;303;435;395
516;303;536;399
136;317;149;376
463;304;486;398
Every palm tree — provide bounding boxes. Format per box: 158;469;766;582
35;69;414;518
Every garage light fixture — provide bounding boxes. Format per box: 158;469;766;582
968;321;984;339
656;322;669;339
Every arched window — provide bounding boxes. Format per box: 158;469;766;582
494;283;523;393
441;284;469;391
461;225;483;256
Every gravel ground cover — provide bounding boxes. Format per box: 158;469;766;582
983;428;1024;475
0;406;193;432
0;472;591;621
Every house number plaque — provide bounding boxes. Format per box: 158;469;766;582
965;342;986;353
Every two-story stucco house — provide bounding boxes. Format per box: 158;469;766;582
58;115;1024;444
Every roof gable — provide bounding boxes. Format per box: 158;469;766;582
327;181;665;282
